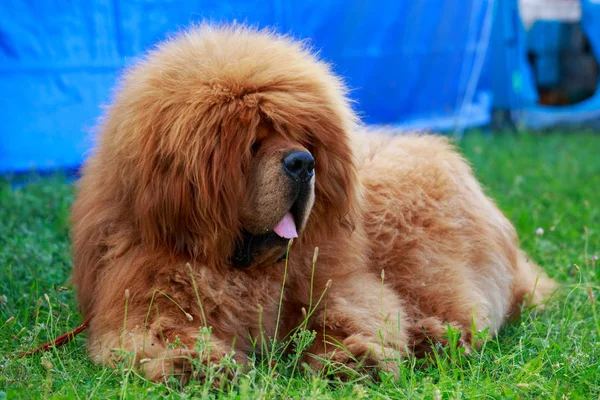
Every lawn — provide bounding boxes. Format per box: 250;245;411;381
1;132;599;399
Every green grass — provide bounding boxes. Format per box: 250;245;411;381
1;131;599;399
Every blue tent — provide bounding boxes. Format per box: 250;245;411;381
478;0;539;112
0;0;492;172
480;0;600;129
520;0;600;129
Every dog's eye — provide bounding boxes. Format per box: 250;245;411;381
251;140;262;154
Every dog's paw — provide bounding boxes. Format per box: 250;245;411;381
309;335;400;379
139;348;196;385
141;348;244;387
408;317;473;357
135;337;245;387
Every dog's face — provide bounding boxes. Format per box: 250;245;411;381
117;28;360;269
233;124;316;269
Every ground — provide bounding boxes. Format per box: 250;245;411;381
0;131;598;399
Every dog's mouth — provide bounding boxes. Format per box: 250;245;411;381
231;191;309;269
272;212;297;239
272;195;309;239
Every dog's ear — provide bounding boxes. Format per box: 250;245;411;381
310;120;359;235
132;103;260;262
135;158;200;257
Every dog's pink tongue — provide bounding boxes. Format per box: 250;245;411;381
273;212;298;239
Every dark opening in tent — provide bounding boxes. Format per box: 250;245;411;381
527;21;598;107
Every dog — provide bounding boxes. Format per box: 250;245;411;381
71;25;553;383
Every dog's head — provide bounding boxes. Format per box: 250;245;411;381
103;25;359;268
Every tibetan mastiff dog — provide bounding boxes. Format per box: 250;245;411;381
72;25;554;382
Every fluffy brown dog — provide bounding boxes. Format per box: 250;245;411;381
72;25;553;382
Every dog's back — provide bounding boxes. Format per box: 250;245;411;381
354;129;554;351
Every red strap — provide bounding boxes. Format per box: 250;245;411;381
18;314;93;358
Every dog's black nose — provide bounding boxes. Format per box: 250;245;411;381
282;150;315;182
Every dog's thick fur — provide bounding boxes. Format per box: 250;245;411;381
72;25;553;382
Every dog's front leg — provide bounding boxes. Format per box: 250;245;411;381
87;308;247;385
84;263;249;385
302;268;408;378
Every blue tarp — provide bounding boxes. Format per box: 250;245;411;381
0;1;492;172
